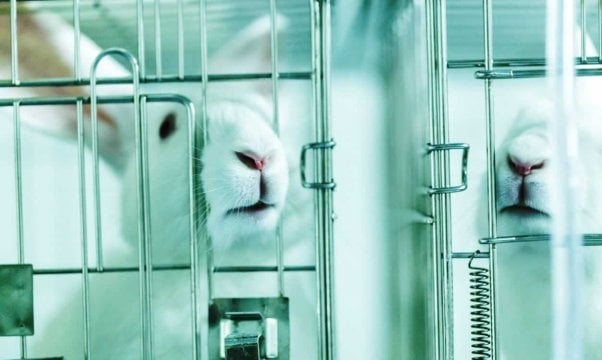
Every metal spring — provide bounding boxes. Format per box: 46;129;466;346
468;251;492;359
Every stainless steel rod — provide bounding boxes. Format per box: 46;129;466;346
269;0;285;298
154;0;162;78
483;0;498;357
476;67;602;79
581;0;587;63
10;0;19;85
0;72;313;89
599;0;602;62
311;1;336;358
31;264;316;276
76;100;92;360
13;100;27;359
137;0;146;78
73;0;82;80
182;97;200;360
199;1;210;358
448;57;602;69
140;96;155;360
177;0;184;79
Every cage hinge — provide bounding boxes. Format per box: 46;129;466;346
300;139;336;190
427;142;469;195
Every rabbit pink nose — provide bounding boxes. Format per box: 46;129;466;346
236;151;266;171
255;159;266;171
508;155;545;176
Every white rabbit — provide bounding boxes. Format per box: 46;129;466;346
493;100;602;360
0;10;317;360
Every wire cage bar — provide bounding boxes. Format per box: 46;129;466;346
0;0;336;358
425;0;456;358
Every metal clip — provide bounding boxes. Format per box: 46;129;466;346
427;142;469;195
300;139;336;189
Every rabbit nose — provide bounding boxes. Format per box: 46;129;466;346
508;155;545;176
236;151;266;171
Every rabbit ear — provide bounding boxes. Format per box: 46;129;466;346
209;15;288;98
210;15;288;73
4;12;137;171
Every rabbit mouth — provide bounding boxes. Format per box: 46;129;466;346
500;204;549;217
226;201;275;215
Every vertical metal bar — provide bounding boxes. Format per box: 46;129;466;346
311;1;335;358
12;103;24;272
76;101;92;360
137;0;146;78
599;0;602;62
140;97;155;360
581;0;587;62
482;0;499;358
199;0;213;303
426;0;453;357
10;0;19;85
269;0;285;298
546;0;583;359
177;0;185;79
74;0;103;272
198;1;210;359
424;2;441;357
184;100;200;360
90;67;104;274
154;0;162;78
91;49;145;359
73;0;82;80
13;101;27;359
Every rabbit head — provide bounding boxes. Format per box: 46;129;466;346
202;96;288;246
115;15;290;256
495;100;602;236
10;11;292;257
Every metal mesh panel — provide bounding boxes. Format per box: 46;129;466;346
0;1;335;359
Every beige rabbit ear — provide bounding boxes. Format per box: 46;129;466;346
210;14;288;74
1;11;133;169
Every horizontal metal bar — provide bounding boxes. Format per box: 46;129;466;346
0;71;313;89
33;264;191;275
30;264;316;276
213;265;316;273
448;56;602;69
451;252;490;259
480;234;602;246
475;68;602;80
0;93;193;107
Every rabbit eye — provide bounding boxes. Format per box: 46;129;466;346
159;112;177;140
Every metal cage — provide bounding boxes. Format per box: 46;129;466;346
0;0;335;359
421;0;602;359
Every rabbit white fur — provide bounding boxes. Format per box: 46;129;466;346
493;100;602;360
0;10;316;359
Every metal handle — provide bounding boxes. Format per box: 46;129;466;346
225;333;262;360
300;139;336;190
427;142;470;195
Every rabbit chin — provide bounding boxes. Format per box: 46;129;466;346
207;204;283;246
497;207;551;236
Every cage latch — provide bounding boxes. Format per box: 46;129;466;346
300;139;336;189
210;298;289;359
427;142;469;195
221;311;279;360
